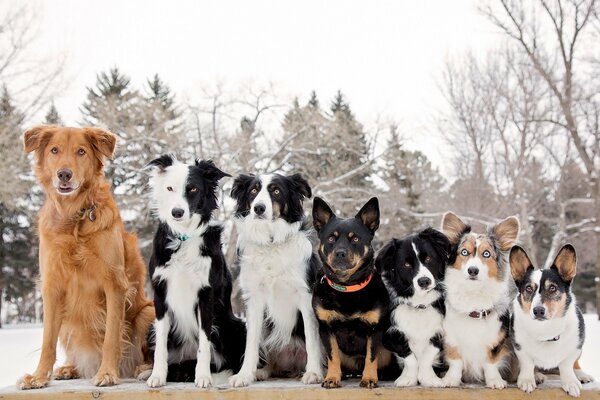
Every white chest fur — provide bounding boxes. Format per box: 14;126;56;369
391;302;443;358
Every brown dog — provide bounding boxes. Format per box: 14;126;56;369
18;125;155;389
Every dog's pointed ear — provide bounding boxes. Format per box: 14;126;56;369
85;127;117;160
312;197;335;233
196;159;230;182
356;197;380;233
441;212;470;246
145;154;174;174
289;173;312;199
419;227;451;260
23;125;57;153
509;245;533;284
552;244;577;282
230;174;254;202
493;216;520;252
375;239;398;272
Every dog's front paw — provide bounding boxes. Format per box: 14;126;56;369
255;368;270;381
147;373;166;388
395;374;418;387
486;377;507;389
575;369;595;384
54;365;79;380
229;371;255;387
92;369;119;387
17;374;49;390
360;377;378;389
534;371;546;384
562;378;582;397
518;376;537;393
419;374;445;388
301;370;323;384
441;374;461;387
322;375;341;389
195;374;212;388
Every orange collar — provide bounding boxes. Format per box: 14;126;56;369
324;273;373;293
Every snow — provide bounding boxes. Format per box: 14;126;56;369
0;316;599;392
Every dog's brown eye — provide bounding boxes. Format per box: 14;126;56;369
525;285;533;293
77;148;86;156
189;187;197;193
425;256;432;263
548;285;557;293
328;235;335;243
51;147;58;154
167;186;174;192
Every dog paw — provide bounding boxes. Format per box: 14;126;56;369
575;369;595;384
419;374;445;388
53;366;79;380
395;374;418;387
194;375;212;388
17;374;49;390
92;369;119;387
255;368;270;381
534;371;546;384
562;378;582;397
486;377;507;389
442;374;461;387
147;373;166;388
518;376;537;393
229;371;255;387
137;368;152;381
322;376;341;389
360;377;378;389
301;370;323;384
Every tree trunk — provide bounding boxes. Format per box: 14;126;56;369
595;177;600;319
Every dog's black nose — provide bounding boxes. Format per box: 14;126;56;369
533;306;546;318
57;168;73;182
467;266;479;277
254;203;266;215
335;249;347;259
171;208;184;219
417;277;431;289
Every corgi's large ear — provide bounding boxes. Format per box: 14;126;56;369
312;197;335;233
196;159;230;182
356;197;380;233
145;154;174;174
552;244;577;282
375;239;399;272
23;125;57;153
509;245;533;284
85;127;117;160
493;216;520;252
441;212;470;246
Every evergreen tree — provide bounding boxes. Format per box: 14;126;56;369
44;102;62;125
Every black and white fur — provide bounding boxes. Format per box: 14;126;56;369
228;173;323;387
510;244;594;397
145;155;245;387
377;228;450;387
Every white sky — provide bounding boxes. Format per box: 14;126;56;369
23;0;499;175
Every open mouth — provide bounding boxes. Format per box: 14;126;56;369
57;184;76;194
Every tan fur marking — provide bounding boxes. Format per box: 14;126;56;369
315;306;381;325
445;345;461;361
477;239;498;278
323;335;342;389
360;336;378;388
487;330;508;363
546;291;567;318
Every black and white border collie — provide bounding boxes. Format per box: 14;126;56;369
510;244;594;397
144;155;246;387
377;228;450;387
228;173;323;387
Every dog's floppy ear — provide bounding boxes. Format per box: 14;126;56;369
493;216;520;252
552;244;577;282
419;227;451;261
441;212;470;246
289;173;312;199
509;245;533;284
375;239;398;272
356;197;380;233
85;127;117;160
145;154;174;174
312;197;335;233
230;174;255;202
196;159;230;182
23;125;57;153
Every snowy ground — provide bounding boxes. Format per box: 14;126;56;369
0;316;598;390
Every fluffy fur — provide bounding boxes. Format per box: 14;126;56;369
228;173;323;387
440;212;519;389
377;227;450;387
510;244;594;397
18;126;155;389
145;155;246;388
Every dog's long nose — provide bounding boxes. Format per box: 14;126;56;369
253;203;266;215
57;168;73;182
171;208;184;219
335;249;347;259
533;306;546;318
417;277;431;289
467;266;479;277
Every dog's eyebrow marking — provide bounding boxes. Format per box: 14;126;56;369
348;232;354;238
333;231;339;237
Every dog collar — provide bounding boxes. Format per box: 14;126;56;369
468;309;493;319
179;234;189;241
323;273;373;293
77;203;97;222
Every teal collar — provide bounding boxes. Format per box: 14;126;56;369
179;234;189;241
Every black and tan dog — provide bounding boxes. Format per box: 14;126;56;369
311;197;394;389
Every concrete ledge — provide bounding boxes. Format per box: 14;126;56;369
1;378;599;400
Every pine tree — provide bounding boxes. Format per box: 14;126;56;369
44;102;62;125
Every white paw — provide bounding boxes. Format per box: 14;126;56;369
562;378;582;397
194;374;212;388
442;374;461;387
486;377;507;389
229;371;255;387
534;371;546;384
395;374;418;387
147;373;166;388
518;376;537;393
301;370;323;384
137;369;152;381
419;374;445;387
575;369;595;384
255;368;270;381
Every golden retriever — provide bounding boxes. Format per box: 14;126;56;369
18;125;155;389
